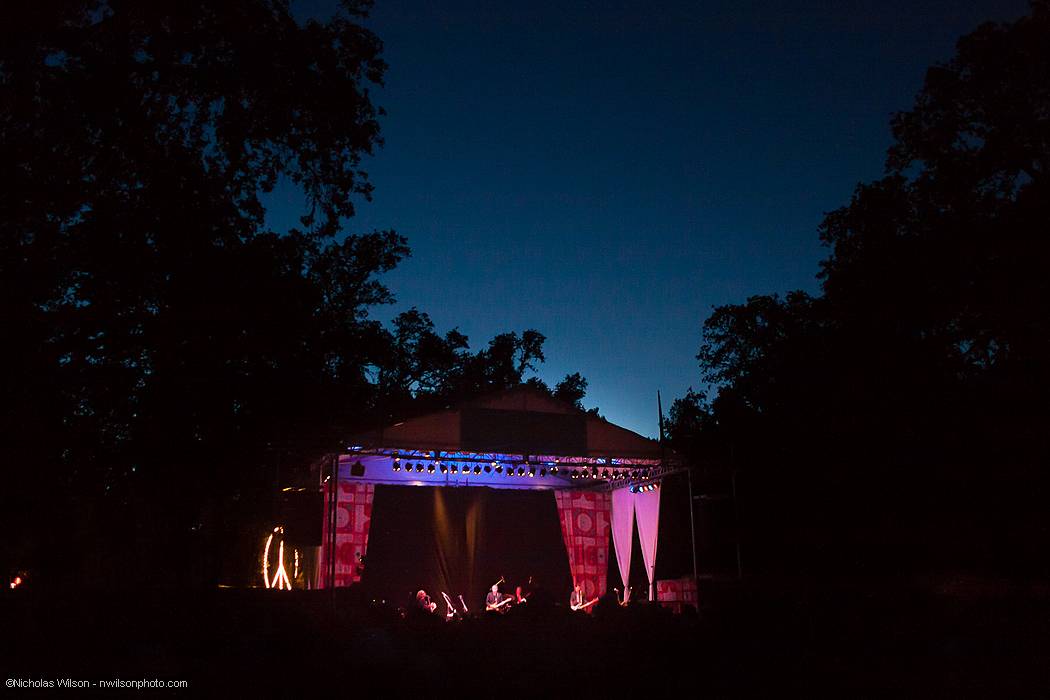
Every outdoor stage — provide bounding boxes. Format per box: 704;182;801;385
306;386;698;614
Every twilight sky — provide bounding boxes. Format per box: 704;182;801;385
273;0;1029;437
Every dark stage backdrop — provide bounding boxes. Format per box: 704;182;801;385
363;486;573;611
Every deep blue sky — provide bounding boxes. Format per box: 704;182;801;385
273;0;1029;438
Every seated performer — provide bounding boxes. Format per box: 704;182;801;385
485;583;510;612
569;582;584;610
416;589;436;613
570;581;597;611
515;576;533;605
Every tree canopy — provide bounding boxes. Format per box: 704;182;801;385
669;1;1050;577
0;1;594;587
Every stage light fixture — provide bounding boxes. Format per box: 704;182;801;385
517;467;526;476
440;464;448;474
550;466;558;474
528;468;535;477
484;465;492;473
495;465;503;473
474;466;482;475
392;463;401;472
427;464;435;474
540;468;547;477
416;463;424;473
450;465;458;474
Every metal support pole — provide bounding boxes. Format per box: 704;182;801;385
732;467;743;580
687;467;698;583
328;453;339;601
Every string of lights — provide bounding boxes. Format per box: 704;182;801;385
389;454;657;481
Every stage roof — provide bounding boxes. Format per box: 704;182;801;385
348;385;665;460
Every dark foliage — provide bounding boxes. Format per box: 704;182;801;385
0;1;593;588
669;2;1050;577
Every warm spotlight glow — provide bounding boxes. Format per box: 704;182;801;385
262;526;292;590
262;533;273;588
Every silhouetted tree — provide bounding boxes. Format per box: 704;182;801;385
0;2;598;588
552;372;589;409
674;1;1050;577
0;0;396;587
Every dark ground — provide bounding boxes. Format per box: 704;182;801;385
2;575;1048;695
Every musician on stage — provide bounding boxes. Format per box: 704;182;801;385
485;583;505;611
567;583;592;608
416;589;436;613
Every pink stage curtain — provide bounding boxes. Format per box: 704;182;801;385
554;490;611;605
610;487;635;593
318;481;374;588
633;488;661;600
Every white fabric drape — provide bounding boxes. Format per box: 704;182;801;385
633;488;662;601
610;487;636;592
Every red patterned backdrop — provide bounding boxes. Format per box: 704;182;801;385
318;481;374;588
554;490;611;605
656;577;698;613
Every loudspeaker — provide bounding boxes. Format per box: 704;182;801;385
349;460;366;477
